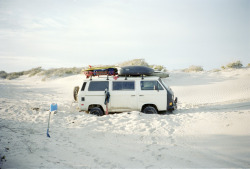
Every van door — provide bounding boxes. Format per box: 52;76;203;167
110;81;137;112
138;80;167;111
86;81;109;109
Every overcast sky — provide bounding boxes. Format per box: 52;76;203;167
0;0;249;72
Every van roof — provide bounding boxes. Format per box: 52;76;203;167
84;75;160;81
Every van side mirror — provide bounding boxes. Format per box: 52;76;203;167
174;97;178;103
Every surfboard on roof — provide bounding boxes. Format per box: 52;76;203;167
82;66;118;78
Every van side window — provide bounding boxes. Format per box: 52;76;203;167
113;81;135;91
81;82;87;91
141;81;164;90
88;81;109;91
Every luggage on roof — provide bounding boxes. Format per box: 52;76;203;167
118;66;154;76
82;65;169;78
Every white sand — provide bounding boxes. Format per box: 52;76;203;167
1;68;250;168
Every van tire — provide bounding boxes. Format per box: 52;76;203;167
89;107;104;116
73;86;79;101
143;106;158;114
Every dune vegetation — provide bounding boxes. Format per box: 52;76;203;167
0;59;249;80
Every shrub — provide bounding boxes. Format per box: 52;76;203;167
211;69;221;72
150;65;167;72
226;60;243;69
119;59;169;71
40;67;82;78
247;63;250;68
6;72;24;80
183;65;204;72
0;71;8;79
119;59;149;67
24;67;43;77
1;67;84;80
1;67;44;80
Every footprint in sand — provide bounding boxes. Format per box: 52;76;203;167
129;157;136;161
169;128;175;135
149;128;156;133
146;165;154;169
158;147;168;151
138;128;146;132
170;137;175;144
151;136;157;144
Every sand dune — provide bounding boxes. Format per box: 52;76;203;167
1;68;250;168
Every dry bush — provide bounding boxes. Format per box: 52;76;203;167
119;59;149;67
40;67;82;78
24;67;43;77
183;65;204;72
0;71;8;79
150;65;167;72
1;67;44;80
6;72;24;80
119;59;167;72
222;60;243;69
211;69;221;72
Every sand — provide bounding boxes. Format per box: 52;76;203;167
1;68;250;168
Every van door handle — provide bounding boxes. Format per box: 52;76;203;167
131;95;136;96
139;95;144;96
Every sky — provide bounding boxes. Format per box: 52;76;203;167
0;0;249;72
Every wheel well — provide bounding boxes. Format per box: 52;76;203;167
88;104;104;112
141;104;158;112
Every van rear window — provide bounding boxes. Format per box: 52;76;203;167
88;81;109;91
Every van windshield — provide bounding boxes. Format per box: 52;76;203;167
159;79;169;90
159;79;174;95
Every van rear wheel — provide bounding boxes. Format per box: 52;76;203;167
143;106;158;114
89;107;104;116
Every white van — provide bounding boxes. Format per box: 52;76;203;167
75;75;177;116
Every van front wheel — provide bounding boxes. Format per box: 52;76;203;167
143;106;158;114
89;107;104;116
